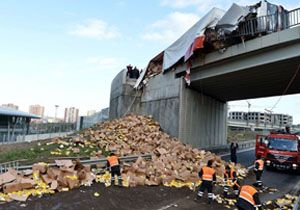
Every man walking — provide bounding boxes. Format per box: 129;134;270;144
197;159;216;204
254;155;264;187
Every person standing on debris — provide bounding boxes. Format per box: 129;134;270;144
230;141;239;164
106;152;123;186
253;155;264;187
126;65;133;78
197;159;216;204
132;66;140;79
236;184;262;210
223;164;240;197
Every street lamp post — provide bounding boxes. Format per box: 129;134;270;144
246;101;251;126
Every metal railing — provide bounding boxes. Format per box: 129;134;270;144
0;160;26;173
288;8;300;28
0;154;152;173
0;122;76;144
238;7;300;37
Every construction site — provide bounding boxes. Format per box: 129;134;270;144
1;0;300;209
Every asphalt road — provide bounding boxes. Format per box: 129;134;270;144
221;148;300;202
1;148;299;210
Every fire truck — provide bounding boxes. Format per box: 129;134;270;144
255;131;300;171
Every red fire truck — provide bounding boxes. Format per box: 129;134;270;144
255;131;300;171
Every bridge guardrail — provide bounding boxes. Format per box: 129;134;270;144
206;139;255;154
237;7;300;38
0;154;152;173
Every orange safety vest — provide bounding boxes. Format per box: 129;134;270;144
225;169;235;179
255;159;264;171
107;155;119;167
239;185;257;206
202;166;215;181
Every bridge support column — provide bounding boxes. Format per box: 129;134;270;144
109;69;228;149
179;79;228;149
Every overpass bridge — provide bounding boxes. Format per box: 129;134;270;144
177;26;300;101
171;25;300;148
110;13;300;149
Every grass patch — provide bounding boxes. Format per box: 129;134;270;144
0;141;105;165
0;143;58;164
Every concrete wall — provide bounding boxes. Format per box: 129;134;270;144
13;132;73;143
109;69;142;119
178;80;228;148
109;70;181;138
139;71;181;137
109;69;227;149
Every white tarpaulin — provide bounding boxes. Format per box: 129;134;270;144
216;3;249;31
162;7;225;71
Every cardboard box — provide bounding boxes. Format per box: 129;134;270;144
3;182;22;193
0;171;16;185
32;163;48;174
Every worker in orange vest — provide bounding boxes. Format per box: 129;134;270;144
197;159;216;204
254;155;264;187
106;152;122;186
223;164;240;197
236;184;262;210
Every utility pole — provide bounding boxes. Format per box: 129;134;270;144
246;101;251;126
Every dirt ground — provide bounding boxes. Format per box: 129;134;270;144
0;183;229;210
0;170;297;210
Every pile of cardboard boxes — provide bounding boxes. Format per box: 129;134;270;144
0;114;247;202
0;159;94;202
73;114;247;186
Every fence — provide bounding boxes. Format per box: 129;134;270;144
0;123;76;144
238;7;300;37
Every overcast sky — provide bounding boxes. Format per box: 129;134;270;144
0;0;299;122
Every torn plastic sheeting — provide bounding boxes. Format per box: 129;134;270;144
162;7;225;70
216;3;249;31
256;0;283;32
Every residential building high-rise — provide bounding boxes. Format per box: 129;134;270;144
29;104;45;118
87;110;97;116
64;107;79;123
1;103;19;110
228;111;293;127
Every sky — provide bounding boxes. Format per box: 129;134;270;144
0;0;300;122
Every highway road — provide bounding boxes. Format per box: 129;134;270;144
1;148;299;210
221;148;300;202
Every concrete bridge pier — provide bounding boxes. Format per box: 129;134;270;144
109;69;228;149
179;82;228;149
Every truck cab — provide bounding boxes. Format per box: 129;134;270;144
255;132;300;170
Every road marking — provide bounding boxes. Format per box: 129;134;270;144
247;165;254;170
220;147;255;157
157;203;177;210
